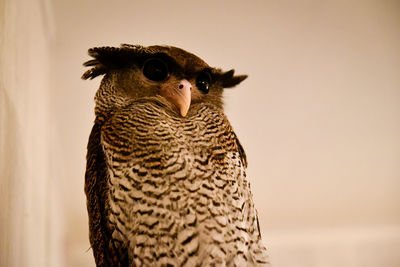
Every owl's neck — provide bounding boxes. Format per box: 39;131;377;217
94;77;131;124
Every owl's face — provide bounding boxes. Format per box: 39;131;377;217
82;44;247;117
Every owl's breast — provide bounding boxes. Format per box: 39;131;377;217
102;101;263;265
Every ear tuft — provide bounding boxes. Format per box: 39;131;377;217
218;69;248;88
81;45;140;80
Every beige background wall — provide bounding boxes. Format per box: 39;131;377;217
1;0;400;266
0;0;62;266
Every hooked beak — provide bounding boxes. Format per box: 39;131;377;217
160;79;192;117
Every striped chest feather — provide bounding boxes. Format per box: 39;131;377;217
101;100;268;266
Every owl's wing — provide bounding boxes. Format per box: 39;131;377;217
229;124;271;265
234;133;248;168
85;123;109;266
85;122;127;267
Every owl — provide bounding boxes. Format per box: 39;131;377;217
82;44;270;266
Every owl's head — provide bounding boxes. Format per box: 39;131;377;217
82;44;247;118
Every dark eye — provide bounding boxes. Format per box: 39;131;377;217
196;71;211;94
142;58;169;81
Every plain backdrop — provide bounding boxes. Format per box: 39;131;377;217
1;0;400;266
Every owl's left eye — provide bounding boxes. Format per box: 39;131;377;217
142;58;169;81
196;71;211;94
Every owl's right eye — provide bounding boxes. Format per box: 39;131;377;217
142;58;169;82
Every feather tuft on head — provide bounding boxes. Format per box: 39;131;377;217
214;69;248;88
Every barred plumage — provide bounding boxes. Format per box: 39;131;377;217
83;44;270;266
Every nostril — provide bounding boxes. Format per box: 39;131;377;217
190;87;192;90
179;84;184;89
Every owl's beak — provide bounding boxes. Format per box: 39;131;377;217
160;79;192;117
